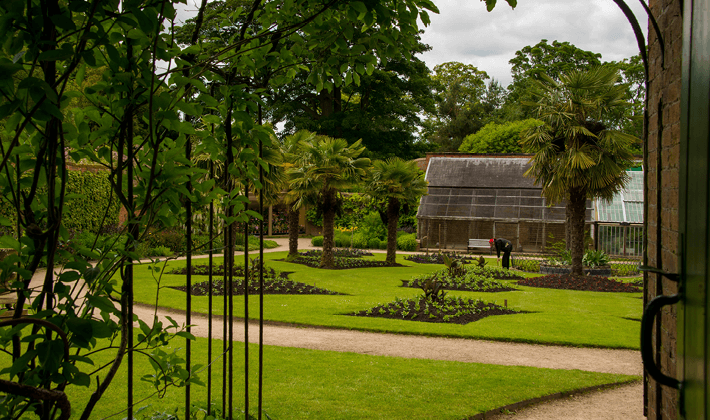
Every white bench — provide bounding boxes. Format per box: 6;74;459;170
467;239;491;253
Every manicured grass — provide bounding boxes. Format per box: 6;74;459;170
53;334;637;420
130;251;642;349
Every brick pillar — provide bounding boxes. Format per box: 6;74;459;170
645;0;682;417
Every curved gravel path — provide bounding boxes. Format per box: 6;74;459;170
32;237;646;419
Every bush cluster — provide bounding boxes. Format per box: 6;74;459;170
311;231;417;251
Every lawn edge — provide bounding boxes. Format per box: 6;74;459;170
465;379;642;419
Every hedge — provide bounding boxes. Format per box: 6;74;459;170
0;168;121;234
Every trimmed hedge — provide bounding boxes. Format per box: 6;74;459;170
0;167;121;234
397;233;417;251
62;170;122;233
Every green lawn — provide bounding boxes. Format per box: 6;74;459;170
131;251;642;349
59;335;637;420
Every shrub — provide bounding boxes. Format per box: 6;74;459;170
367;237;381;249
361;211;386;241
351;233;368;249
146;228;185;253
583;249;611;267
379;239;388;250
151;246;173;257
397;233;417;251
512;257;540;272
311;236;324;247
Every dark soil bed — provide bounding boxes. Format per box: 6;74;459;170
352;296;522;324
283;256;402;269
167;264;343;295
171;278;344;296
517;274;642;292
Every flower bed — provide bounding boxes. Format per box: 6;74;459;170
404;252;477;265
352;295;521;324
168;264;343;295
403;266;520;293
517;274;641;292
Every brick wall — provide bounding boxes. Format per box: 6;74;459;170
645;0;682;417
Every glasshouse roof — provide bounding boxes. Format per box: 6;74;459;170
594;170;644;223
417;156;593;222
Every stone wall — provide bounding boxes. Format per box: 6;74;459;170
645;0;682;417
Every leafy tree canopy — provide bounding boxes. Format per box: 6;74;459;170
422;62;496;151
459;118;543;154
269;38;437;160
510;39;603;85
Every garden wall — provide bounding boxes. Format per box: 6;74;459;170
644;0;682;417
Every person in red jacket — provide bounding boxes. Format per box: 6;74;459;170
490;238;513;269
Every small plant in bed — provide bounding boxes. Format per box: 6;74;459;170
517;274;642;292
168;263;343;295
403;267;518;292
352;294;520;324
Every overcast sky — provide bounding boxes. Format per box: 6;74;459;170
175;0;648;87
419;0;648;86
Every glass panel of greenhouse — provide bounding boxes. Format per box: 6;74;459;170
594;171;644;223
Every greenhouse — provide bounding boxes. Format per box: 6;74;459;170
416;155;643;256
416;155;593;252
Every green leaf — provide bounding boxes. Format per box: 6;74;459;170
67;318;93;348
38;46;74;62
0;236;20;251
10;349;36;378
86;295;117;314
176;331;196;340
350;1;368;18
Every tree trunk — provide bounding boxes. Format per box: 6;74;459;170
565;207;572;250
320;189;336;268
386;198;400;265
567;186;587;276
287;206;300;258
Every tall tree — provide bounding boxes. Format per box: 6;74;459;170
366;158;427;265
521;66;636;276
505;39;603;120
607;54;645;151
288;136;370;268
281;130;318;258
269;37;437;160
422;62;491;151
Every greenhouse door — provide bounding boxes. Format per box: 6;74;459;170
679;0;710;417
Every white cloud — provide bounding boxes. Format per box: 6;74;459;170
418;0;648;86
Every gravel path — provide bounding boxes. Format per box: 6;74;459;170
32;238;646;419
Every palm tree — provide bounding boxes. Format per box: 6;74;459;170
521;66;636;276
281;130;318;258
367;158;428;265
288;136;370;268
